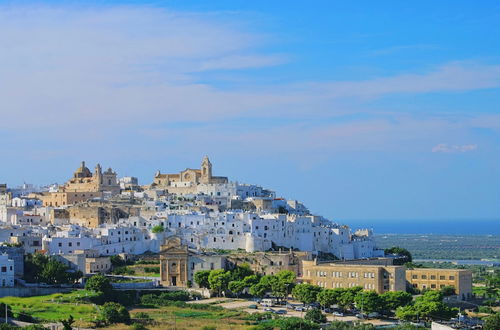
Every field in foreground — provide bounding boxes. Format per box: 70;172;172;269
0;290;252;329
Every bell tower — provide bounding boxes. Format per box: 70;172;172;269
201;156;212;184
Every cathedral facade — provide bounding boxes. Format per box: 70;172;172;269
152;156;228;194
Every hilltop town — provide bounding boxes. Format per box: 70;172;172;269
0;157;491;330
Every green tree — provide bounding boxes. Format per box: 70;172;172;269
85;274;113;294
317;289;342;308
249;282;269;298
384;247;412;264
380;291;413;311
228;280;246;297
305;308;327;324
337;287;362;311
208;269;231;296
483;313;500;330
61;315;75;330
276;270;296;296
194;270;211;289
354;291;382;313
110;255;127;267
99;302;131;325
395;290;457;321
151;225;164;233
440;286;456;296
230;264;254;281
292;283;322;305
242;274;260;287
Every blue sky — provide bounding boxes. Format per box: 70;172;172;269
1;1;499;221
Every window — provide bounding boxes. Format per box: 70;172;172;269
431;275;436;280
68;242;72;247
449;276;455;280
431;284;436;289
421;275;427;279
58;243;62;247
1;267;6;272
440;275;445;280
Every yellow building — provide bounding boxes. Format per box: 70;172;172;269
38;191;103;207
406;268;472;300
300;260;406;294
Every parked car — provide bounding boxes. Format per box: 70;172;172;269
332;311;344;317
274;309;287;315
248;304;258;309
368;312;380;319
324;308;333;313
355;313;367;319
295;306;306;312
264;308;275;312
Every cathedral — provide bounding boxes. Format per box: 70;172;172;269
63;161;120;195
152;156;228;194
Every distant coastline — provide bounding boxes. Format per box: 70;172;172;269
343;218;500;235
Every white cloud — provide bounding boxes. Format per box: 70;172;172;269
432;144;478;153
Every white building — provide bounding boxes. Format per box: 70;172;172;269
0;254;15;287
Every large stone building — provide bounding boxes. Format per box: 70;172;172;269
64;162;120;195
37;162;119;206
406;268;473;300
153;156;228;194
300;259;406;294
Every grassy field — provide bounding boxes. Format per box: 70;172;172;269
0;290;101;327
0;290;252;329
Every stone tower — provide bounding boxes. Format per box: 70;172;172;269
201;156;212;184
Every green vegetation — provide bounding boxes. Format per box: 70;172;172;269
483;313;500;330
395;290;458;321
384;246;412;264
99;302;131;325
23;253;82;284
151;225;165;233
292;283;322;305
305;308;327;324
85;273;113;293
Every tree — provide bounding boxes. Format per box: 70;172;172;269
380;291;413;311
230;264;254;281
354;291;382;313
194;270;211;289
276;270;296;296
208;269;231;296
61;315;75;330
100;302;131;325
249;281;268;298
110;255;127;267
483;313;500;330
384;247;412;264
242;274;260;287
440;286;456;296
151;225;165;233
317;289;342;308
292;283;322;305
85;274;113;294
337;288;362;311
305;308;327;324
228;280;246;297
395;290;457;321
23;253;81;284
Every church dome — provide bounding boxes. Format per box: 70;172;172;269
74;161;92;178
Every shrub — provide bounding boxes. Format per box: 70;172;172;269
100;302;131;325
134;312;150;319
201;326;217;330
151;225;165;233
130;323;148;330
85;274;113;294
143;267;160;273
305;308;327;324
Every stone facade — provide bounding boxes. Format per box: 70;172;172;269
406;268;473;300
159;237;190;287
153;156;228;194
300;259;406;294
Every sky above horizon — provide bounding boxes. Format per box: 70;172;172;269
1;1;499;221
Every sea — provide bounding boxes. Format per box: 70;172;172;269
340;218;499;235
